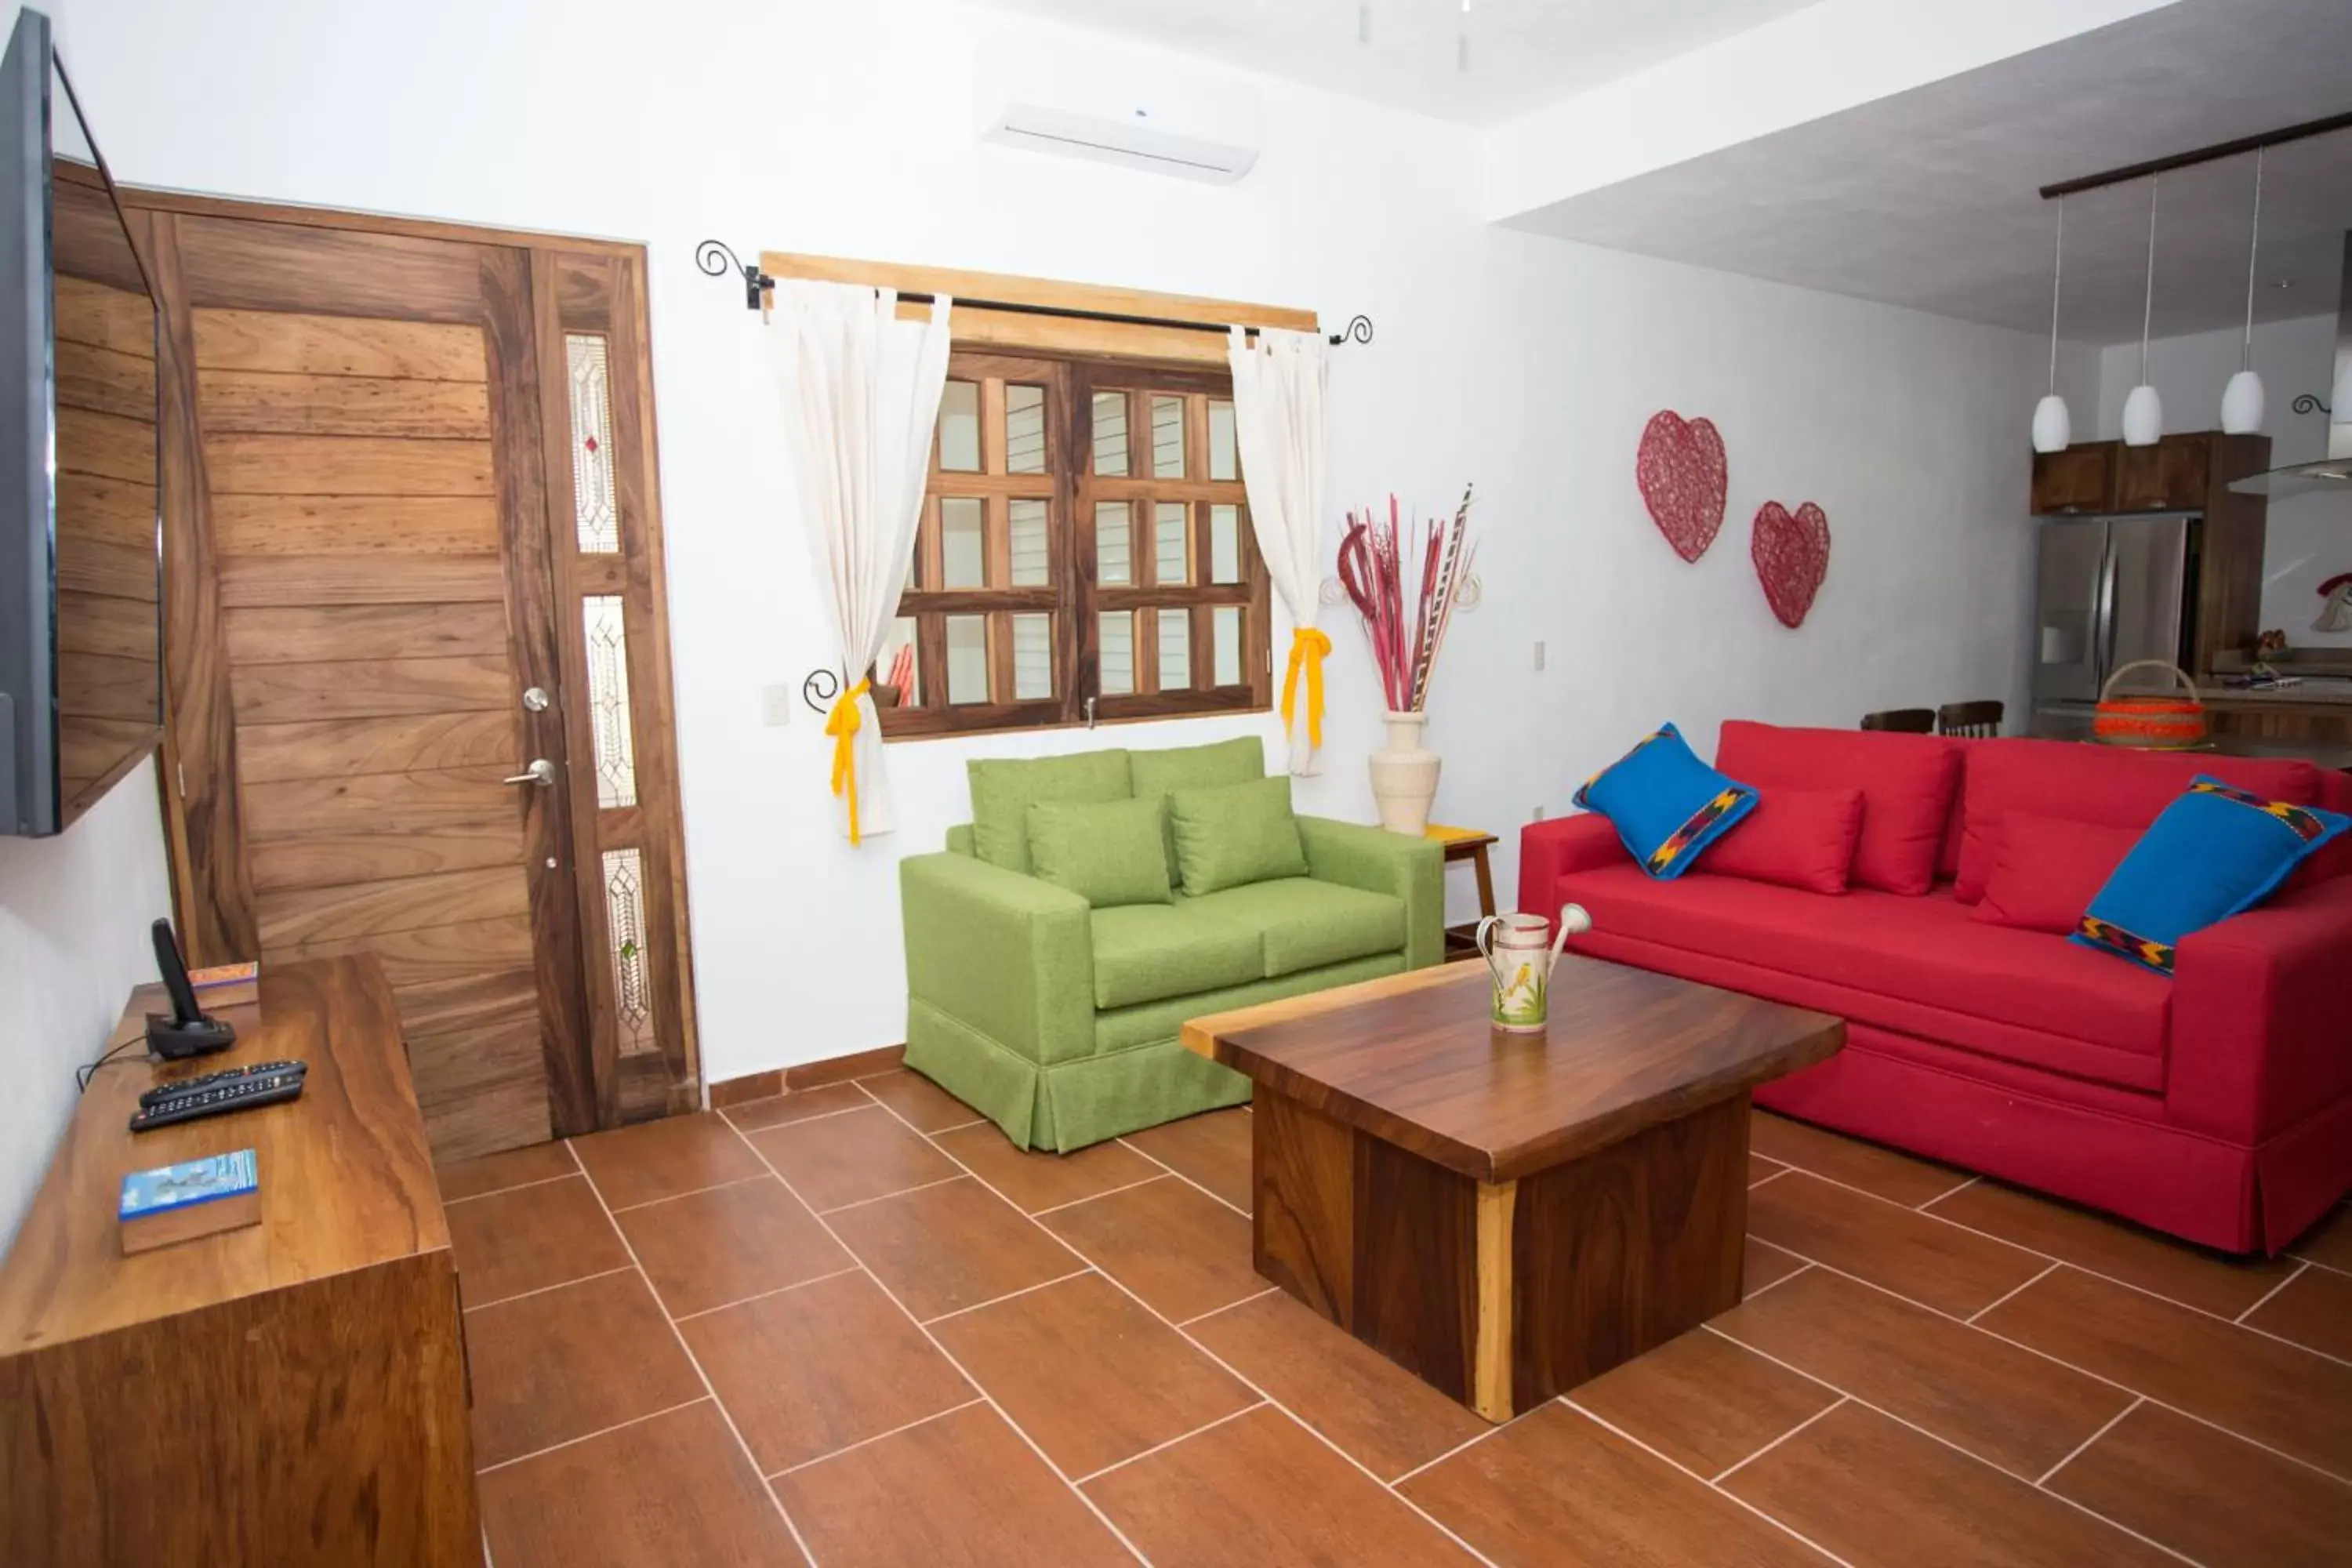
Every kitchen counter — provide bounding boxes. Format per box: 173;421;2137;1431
2198;680;2352;707
2030;709;2352;770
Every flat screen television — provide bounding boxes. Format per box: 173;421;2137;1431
0;7;160;837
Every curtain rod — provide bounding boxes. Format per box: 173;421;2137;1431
695;241;1374;346
2038;108;2352;200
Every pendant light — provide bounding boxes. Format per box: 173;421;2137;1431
2031;198;2071;453
2220;149;2266;434
2122;174;2164;447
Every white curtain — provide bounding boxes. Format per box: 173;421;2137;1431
768;280;953;843
1228;325;1331;775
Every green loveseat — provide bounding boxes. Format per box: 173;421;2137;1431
900;738;1443;1152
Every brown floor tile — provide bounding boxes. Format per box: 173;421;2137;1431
934;1120;1160;1214
479;1400;804;1567
1978;1265;2352;1478
1044;1174;1261;1323
614;1176;851;1318
827;1175;1084;1321
933;1272;1256;1478
1123;1106;1251;1211
1091;1404;1474;1566
748;1105;958;1213
437;1139;577;1203
1925;1178;2297;1319
1751;1112;1972;1206
1711;1266;2132;1479
571;1112;766;1210
1748;1152;1784;1186
775;1402;1131;1567
2287;1203;2352;1271
1404;1401;1830;1566
466;1269;705;1468
681;1270;973;1475
447;1174;630;1307
723;1081;870;1133
1745;1236;1809;1294
2244;1264;2352;1363
1748;1171;2048;1318
1186;1289;1490;1483
1722;1399;2175;1566
2047;1399;2352;1568
1573;1327;1838;1480
857;1067;982;1133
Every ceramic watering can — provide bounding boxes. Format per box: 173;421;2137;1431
1475;905;1593;1032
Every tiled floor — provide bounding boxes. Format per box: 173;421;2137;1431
438;1069;2352;1567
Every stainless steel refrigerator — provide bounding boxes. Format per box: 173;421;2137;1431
2031;512;2195;723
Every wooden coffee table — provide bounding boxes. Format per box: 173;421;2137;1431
1181;957;1842;1423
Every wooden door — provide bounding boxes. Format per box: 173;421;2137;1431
137;200;696;1161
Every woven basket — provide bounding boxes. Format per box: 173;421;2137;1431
2092;659;2207;750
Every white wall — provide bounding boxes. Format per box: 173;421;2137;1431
46;0;2078;1083
2095;312;2352;646
0;757;170;1250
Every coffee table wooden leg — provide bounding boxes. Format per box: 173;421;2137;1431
1472;1179;1516;1424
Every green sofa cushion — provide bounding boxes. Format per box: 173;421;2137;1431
1185;877;1408;978
1094;951;1405;1054
1026;798;1173;908
968;750;1132;874
1088;905;1265;1010
1169;775;1308;896
1131;737;1265;880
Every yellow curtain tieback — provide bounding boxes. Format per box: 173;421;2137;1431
826;677;873;846
1280;627;1333;750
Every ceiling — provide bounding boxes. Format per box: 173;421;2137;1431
969;0;1824;125
1511;0;2352;344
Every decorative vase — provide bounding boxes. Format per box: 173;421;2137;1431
1369;710;1441;836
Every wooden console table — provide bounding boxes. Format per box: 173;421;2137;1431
0;956;477;1566
1425;823;1498;962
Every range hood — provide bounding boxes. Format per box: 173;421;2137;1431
2230;231;2352;499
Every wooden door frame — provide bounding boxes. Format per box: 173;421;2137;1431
128;188;699;1134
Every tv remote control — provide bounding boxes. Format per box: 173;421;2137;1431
129;1069;306;1132
140;1060;305;1109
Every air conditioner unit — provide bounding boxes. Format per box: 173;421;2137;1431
974;31;1262;185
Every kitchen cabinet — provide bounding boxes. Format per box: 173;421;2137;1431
2114;435;2212;513
2030;441;2116;514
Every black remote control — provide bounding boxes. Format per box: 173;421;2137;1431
140;1060;305;1109
129;1069;306;1132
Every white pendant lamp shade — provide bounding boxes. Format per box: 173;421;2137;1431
2123;383;2164;447
2033;394;2072;453
2221;368;2265;434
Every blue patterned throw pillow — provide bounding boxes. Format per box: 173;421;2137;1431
1573;723;1757;880
2074;775;2350;976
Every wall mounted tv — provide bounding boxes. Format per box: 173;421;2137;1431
0;8;160;837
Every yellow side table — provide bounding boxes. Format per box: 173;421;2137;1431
1425;823;1497;963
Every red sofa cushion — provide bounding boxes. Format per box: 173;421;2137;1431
1953;739;2321;903
1551;863;2171;1091
1716;722;1961;896
1699;786;1863;895
1973;813;2141;935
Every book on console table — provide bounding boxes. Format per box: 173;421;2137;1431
118;1149;261;1256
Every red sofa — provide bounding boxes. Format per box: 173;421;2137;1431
1520;721;2352;1254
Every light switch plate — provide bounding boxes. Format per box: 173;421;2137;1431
1532;641;1546;671
761;684;794;727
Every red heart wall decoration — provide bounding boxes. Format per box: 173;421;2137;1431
1751;501;1831;629
1635;410;1727;563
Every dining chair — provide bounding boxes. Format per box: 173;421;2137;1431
1937;700;2004;739
1861;709;1936;734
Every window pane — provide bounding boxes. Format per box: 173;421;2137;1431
1214;606;1242;687
1011;614;1052;700
938;380;980;471
1208;398;1237;481
1092;391;1128;474
583;594;637;809
1095;501;1132;586
946;615;989;705
1099;612;1135;696
1210;504;1242;584
941;496;985;588
880;617;919;706
1005;384;1047;474
1151;394;1185;477
602;848;655;1057
1009;499;1049;586
565;333;619;553
1157;609;1192;691
1154;502;1190;586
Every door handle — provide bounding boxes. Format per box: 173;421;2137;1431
503;758;557;787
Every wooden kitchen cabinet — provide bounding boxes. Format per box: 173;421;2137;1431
2114;434;2212;513
2030;441;2117;514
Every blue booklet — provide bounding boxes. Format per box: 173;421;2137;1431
119;1149;259;1221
